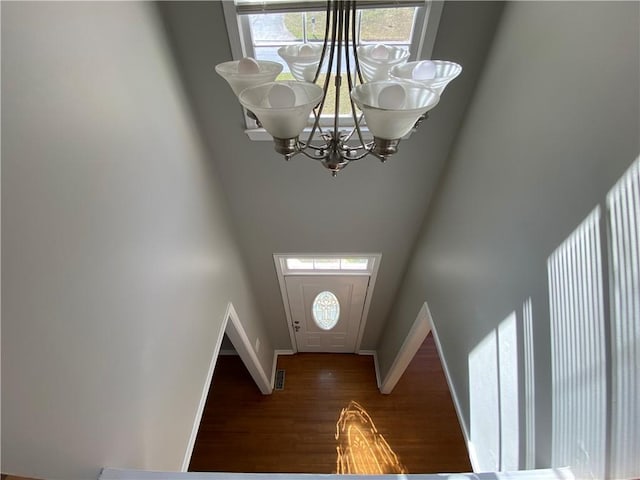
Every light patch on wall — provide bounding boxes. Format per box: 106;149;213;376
523;297;536;470
469;311;521;472
498;312;519;471
606;156;640;479
335;401;406;474
469;329;500;472
548;207;606;479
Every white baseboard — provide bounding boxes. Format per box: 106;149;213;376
271;349;295;388
428;303;478;472
218;349;239;356
357;350;380;388
357;349;376;356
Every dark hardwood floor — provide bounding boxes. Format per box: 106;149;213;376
189;333;472;474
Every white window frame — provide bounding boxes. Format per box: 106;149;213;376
222;1;444;141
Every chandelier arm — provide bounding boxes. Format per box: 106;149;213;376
344;102;369;154
299;1;339;155
342;3;354;94
307;106;323;139
321;0;339;111
368;151;390;162
312;0;333;85
287;144;305;160
297;148;331;162
339;2;358;145
343;144;379;161
298;136;332;153
313;2;338;121
333;1;345;137
297;109;332;154
351;0;364;85
342;0;370;157
341;113;366;143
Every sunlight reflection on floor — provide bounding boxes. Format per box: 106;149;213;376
335;400;407;474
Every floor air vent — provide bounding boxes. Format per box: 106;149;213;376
275;369;285;390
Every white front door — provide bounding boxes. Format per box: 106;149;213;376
285;275;369;353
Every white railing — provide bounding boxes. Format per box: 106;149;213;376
100;467;575;480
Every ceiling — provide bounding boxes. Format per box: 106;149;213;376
156;1;505;349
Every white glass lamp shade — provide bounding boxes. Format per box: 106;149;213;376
390;60;462;95
238;81;323;139
277;44;323;82
351;81;439;140
215;59;283;96
356;44;410;82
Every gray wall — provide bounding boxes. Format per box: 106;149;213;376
1;2;271;479
379;0;639;472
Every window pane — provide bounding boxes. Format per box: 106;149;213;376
285;256;372;272
286;258;314;270
314;258;341;270
359;8;416;43
283;13;304;40
305;11;327;42
340;258;369;270
248;13;302;43
316;74;354;116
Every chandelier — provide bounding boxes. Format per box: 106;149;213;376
216;1;461;176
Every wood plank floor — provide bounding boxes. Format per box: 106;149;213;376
189;333;471;474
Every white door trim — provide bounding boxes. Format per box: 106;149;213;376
274;253;381;353
379;302;432;394
181;302;272;471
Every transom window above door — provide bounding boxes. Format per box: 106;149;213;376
275;254;380;275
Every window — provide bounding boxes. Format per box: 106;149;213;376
222;1;443;139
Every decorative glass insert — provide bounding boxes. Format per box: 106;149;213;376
312;291;340;330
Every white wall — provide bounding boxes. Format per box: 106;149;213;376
1;2;272;479
380;0;639;475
